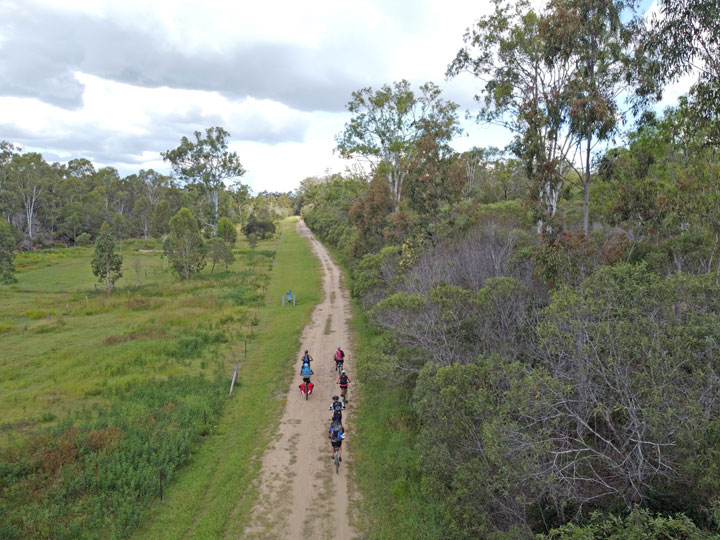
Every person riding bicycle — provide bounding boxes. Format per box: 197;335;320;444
329;395;343;421
328;419;345;461
334;346;345;371
301;349;314;365
338;370;350;407
300;360;313;395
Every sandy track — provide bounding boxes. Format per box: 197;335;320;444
242;220;357;540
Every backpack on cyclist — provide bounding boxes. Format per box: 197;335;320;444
330;426;343;442
339;373;348;385
335;349;343;361
301;363;312;377
332;408;342;422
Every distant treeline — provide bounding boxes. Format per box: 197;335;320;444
0;138;293;250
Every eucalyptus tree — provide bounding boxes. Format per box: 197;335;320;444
162;127;246;235
216;216;237;247
165;207;206;280
639;0;720;144
448;0;575;230
0;141;19;223
336;80;461;211
8;152;54;241
132;196;153;246
545;0;640;233
0;220;18;284
448;0;639;233
91;222;123;296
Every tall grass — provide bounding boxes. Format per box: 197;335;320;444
131;217;323;540
0;228;288;539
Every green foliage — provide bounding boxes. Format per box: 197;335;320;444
336;80;461;209
539;509;715;540
638;0;720;144
0;220;18;284
216;217;237;246
152;200;172;238
242;213;275;241
165;208;206;280
91;223;123;296
301;173;368;257
75;232;91;246
206;237;234;273
162;127;246;234
0;221;291;539
0;377;225;539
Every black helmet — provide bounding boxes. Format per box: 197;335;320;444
305;349;309;353
332;395;339;401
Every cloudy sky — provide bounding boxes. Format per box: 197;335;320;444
0;0;683;193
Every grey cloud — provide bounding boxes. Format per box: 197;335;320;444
0;98;307;170
0;4;383;113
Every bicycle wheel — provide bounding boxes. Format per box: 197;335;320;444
305;383;309;400
334;449;340;474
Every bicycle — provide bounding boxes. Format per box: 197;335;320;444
333;446;340;474
340;388;347;407
300;377;313;400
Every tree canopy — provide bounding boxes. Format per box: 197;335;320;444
336;80;461;211
165;207;206;280
90;222;123;296
162;127;246;235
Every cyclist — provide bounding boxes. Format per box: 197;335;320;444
328;419;345;461
334;346;345;371
329;395;343;421
300;360;313;395
338;370;350;407
301;349;314;365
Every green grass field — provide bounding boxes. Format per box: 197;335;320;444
0;218;322;539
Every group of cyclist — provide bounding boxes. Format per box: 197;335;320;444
298;346;351;462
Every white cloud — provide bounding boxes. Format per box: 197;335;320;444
0;0;687;192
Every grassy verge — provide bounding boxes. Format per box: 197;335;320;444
349;309;447;540
130;216;322;539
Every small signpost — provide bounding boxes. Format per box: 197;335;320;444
282;290;297;306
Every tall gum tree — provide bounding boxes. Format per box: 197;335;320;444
448;0;639;234
335;80;461;212
8;152;54;241
448;0;576;232
162;127;246;235
547;0;640;234
637;0;720;144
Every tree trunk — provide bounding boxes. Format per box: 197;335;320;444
583;138;592;235
211;189;219;236
106;264;111;297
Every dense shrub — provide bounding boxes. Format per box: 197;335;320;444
0;377;224;539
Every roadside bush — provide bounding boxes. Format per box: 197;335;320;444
0;377;224;539
75;232;91;246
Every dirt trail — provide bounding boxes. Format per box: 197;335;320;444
242;220;358;540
